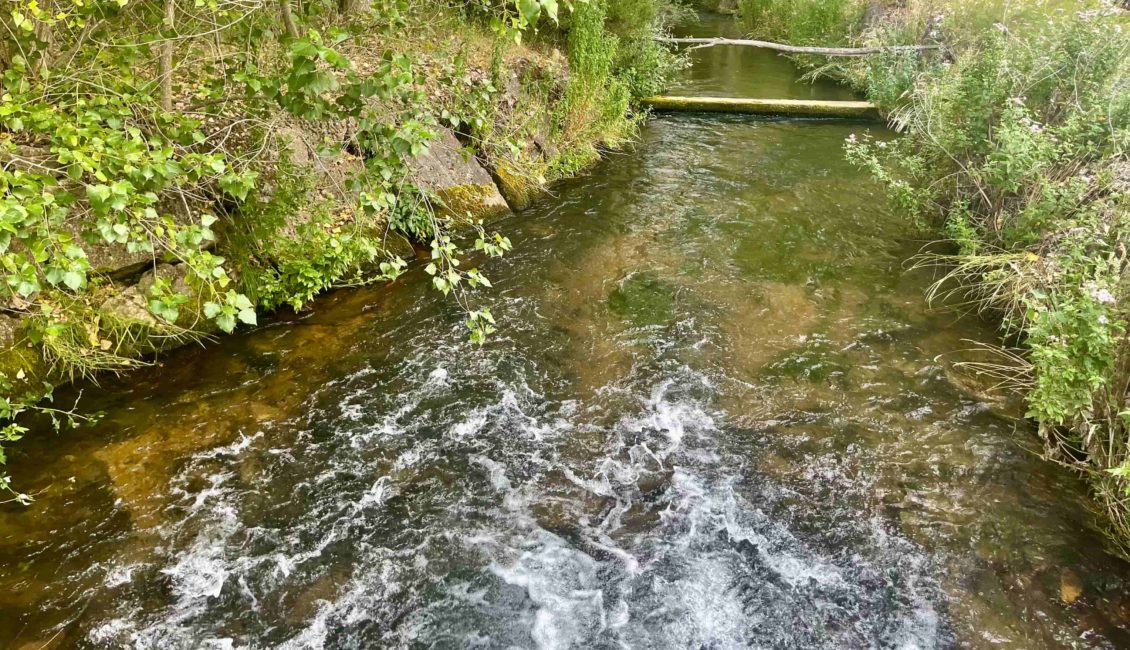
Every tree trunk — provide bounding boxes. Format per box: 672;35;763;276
159;0;175;111
279;0;300;39
337;0;369;16
655;36;940;57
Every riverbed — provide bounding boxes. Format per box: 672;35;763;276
1;15;1129;650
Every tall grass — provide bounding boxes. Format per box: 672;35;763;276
550;0;687;177
738;0;864;45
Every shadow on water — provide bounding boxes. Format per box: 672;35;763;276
2;13;1130;650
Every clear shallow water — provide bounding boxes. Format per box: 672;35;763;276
3;16;1130;650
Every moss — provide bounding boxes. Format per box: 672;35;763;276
435;183;511;223
546;145;602;182
0;340;47;396
491;159;545;211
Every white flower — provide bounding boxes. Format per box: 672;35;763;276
1092;287;1117;305
1020;117;1044;134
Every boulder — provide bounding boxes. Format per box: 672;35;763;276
96;263;214;358
137;263;220;334
99;285;158;329
136;261;194;300
74;195;215;281
409;127;510;223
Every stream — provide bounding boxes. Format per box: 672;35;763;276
2;15;1130;650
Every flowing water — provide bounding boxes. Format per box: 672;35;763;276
4;15;1130;650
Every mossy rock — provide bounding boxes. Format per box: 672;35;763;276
434;183;511;224
98;264;214;358
490;159;545;212
378;230;418;261
0;316;48;393
409;127;511;224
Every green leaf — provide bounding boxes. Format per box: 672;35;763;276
86;184;111;206
289;40;319;58
216;312;236;333
15;279;39;297
45;267;64;286
62;271;85;291
517;0;540;22
542;0;558;22
233;294;253;311
306;71;339;95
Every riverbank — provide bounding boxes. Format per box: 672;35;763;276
725;0;1130;555
0;1;685;495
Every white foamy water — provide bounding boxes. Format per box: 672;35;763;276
73;339;949;650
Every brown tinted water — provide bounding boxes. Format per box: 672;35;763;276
2;14;1130;650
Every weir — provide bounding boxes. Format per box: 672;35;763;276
642;95;881;119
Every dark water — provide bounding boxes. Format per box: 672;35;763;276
3;15;1130;650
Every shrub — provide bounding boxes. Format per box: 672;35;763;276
845;2;1130;552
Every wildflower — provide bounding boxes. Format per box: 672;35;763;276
1020;117;1044;134
1090;286;1117;305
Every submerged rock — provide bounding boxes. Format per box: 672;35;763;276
607;271;679;328
1060;568;1084;604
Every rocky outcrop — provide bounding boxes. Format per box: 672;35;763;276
99;285;158;329
409;127;510;222
477;54;569;212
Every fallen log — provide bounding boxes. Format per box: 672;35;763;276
641;96;881;119
656;36;939;57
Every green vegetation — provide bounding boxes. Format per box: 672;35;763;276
736;0;1130;553
739;0;864;46
0;0;682;501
